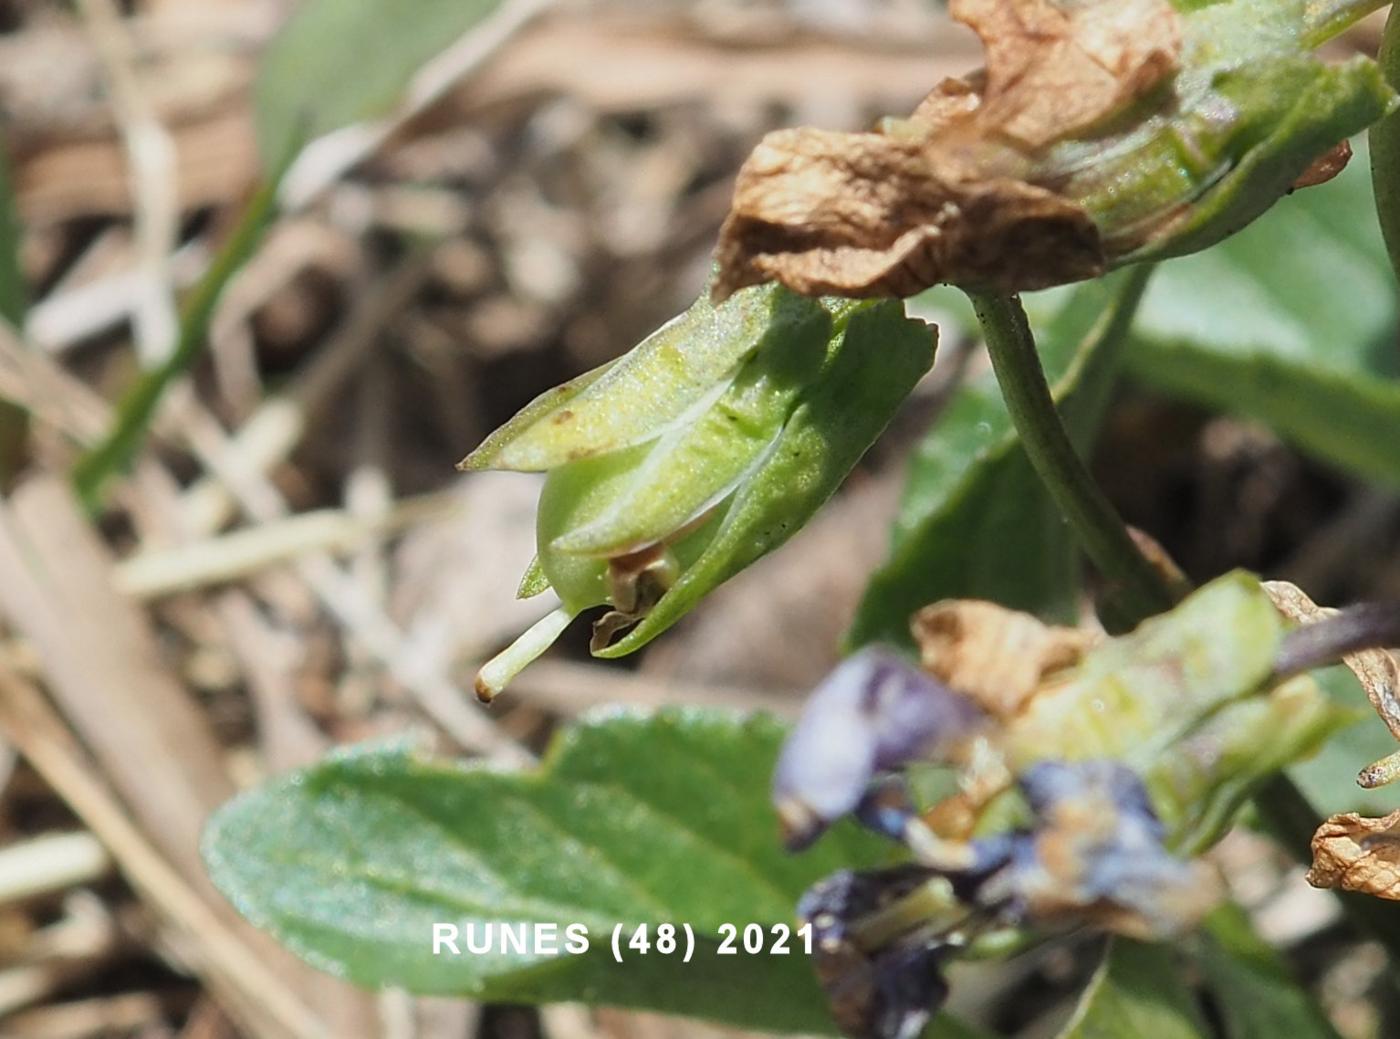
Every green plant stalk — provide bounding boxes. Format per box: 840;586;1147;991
1371;2;1400;285
968;274;1187;628
969;273;1400;968
72;175;282;508
0;138;28;487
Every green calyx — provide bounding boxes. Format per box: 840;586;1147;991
469;283;935;698
1070;0;1397;265
460;280;828;473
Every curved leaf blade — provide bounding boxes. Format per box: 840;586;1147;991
1195;905;1341;1039
1127;146;1400;486
204;709;893;1033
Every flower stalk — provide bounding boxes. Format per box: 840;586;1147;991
1274;601;1400;680
967;270;1188;630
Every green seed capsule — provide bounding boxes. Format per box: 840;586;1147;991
597;300;936;658
471;287;935;697
534;444;650;614
533;442;734;616
460;280;819;473
549;297;832;558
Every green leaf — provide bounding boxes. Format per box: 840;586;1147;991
205;709;898;1033
254;0;510;164
847;269;1147;650
1289;665;1398;816
927;1017;1002;1039
1195;905;1341;1039
1126;145;1400;487
1056;940;1207;1039
1369;3;1400;287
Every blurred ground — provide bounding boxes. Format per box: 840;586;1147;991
0;1;1398;1038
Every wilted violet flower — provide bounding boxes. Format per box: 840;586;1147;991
789;759;1218;1039
772;574;1358;1039
771;647;985;850
713;0;1395;302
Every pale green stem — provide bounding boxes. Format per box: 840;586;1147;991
475;606;576;703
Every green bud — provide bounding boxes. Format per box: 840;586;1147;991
1096;2;1394;266
546;296;833;559
596;299;933;659
467;284;935;699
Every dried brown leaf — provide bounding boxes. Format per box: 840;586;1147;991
1308;809;1400;898
912;600;1097;720
714;0;1182;300
1264;580;1400;740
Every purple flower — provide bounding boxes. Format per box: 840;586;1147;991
771;647;985;849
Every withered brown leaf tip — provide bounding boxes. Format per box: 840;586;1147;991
712;0;1182;302
1308;810;1400;900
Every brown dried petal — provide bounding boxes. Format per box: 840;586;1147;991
952;0;1181;148
904;75;986;135
714;128;1104;300
1307;809;1400;898
713;0;1182;300
911;600;1097;720
1264;580;1400;740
